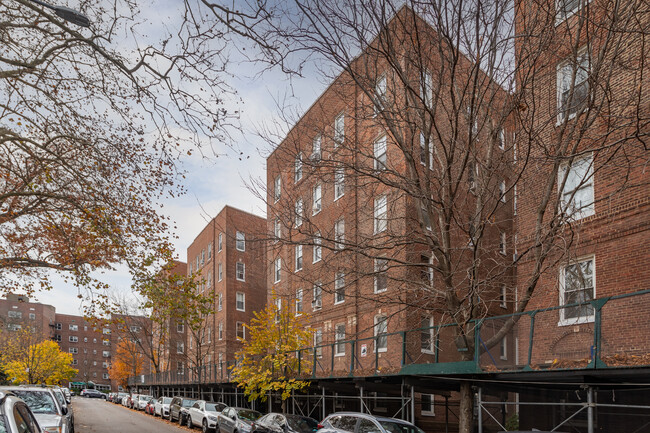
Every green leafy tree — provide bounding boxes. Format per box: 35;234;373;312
230;296;313;412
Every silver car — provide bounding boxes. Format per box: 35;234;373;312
218;407;261;433
0;386;71;433
186;400;227;432
318;412;425;433
0;391;42;433
136;395;153;410
154;396;172;418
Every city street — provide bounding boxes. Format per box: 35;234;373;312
72;398;190;433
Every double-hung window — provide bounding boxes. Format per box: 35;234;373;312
560;257;595;324
236;292;245;311
295;199;303;227
313;232;322;263
557;50;589;121
334;113;345;146
374;195;387;233
421;316;434;354
334;219;345;250
374;315;388;352
334;167;345;200
313;184;322;214
558;154;594;219
374;258;388;293
421;69;433;108
556;0;584;22
314;329;323;357
295;289;303;315
274;219;281;241
274;175;282;202
312;283;323;310
236;262;245;281
335;323;346;355
295;245;303;271
335;272;345;304
375;74;387;113
374;135;387;171
294;153;303;183
312;135;322;161
236;231;245;251
274;258;282;283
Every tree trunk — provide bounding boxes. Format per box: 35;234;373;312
281;398;287;414
458;381;474;433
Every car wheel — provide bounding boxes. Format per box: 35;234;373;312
214;424;220;433
179;414;184;426
187;415;193;429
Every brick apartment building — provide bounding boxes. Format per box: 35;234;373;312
185;206;267;378
0;293;56;339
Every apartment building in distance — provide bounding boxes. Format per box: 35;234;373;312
0;293;56;339
185;206;267;377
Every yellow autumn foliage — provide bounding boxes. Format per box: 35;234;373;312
0;339;77;385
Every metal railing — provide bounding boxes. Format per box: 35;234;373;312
129;289;650;387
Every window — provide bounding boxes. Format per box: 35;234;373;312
374;315;388;352
556;0;584;22
103;339;110;346
335;323;346;356
236;292;245;311
218;293;223;311
294;153;303;183
312;184;322;214
295;245;303;271
207;242;212;259
295;199;303;227
560;257;595;324
500;232;507;255
335;272;345;304
420;133;434;168
500;336;508;360
334;219;345;250
558;154;594;219
218;322;223;340
69;324;78;331
374;259;388;293
55;323;62;330
421;316;434;353
189;263;193;274
334;167;345;200
102;328;110;334
557;50;589;121
177;362;185;375
314;328;323;357
177;342;184;354
8;311;22;318
207;270;212;288
374;135;387;170
103;373;109;380
274;219;281;241
497;127;505;150
421;69;433;108
236;322;245;340
374;195;387;233
218;262;223;281
54;334;61;342
130;325;140;333
421;254;434;286
313;232;322;263
375;74;387;112
218;232;223;252
274;175;282;202
69;347;78;354
236;262;245;281
275;298;282;323
295;289;303;315
334;113;345;145
274;258;282;283
69;336;78;343
421;394;435;416
499;180;506;202
312;283;323;310
103;351;110;357
312;135;322;161
468;161;478;191
236;231;245;251
500;285;507;308
201;249;205;265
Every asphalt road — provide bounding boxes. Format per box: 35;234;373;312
72;397;193;433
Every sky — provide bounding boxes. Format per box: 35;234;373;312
28;2;330;315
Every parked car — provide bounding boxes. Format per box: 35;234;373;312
80;389;106;399
0;386;71;433
154;396;173;418
0;390;42;433
115;392;129;404
186;400;227;432
125;394;139;408
145;398;156;415
136;395;153;410
51;387;75;433
252;413;319;433
317;413;425;433
61;388;72;404
218;407;262;433
169;396;197;424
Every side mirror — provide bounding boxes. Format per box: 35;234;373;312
61;406;68;415
231;415;236;421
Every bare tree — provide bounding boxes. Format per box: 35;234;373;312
211;1;648;431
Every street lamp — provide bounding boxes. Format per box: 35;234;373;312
26;0;90;27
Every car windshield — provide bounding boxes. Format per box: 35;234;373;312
0;404;6;433
52;390;65;408
140;396;151;401
162;397;172;404
205;403;226;413
378;421;425;433
287;416;319;432
182;399;197;408
237;410;261;421
11;390;58;415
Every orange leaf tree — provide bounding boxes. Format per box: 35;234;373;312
108;338;146;390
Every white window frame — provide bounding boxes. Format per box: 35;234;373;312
334;219;345;250
312;184;322;215
69;336;78;343
421;69;433;109
294;153;303;183
499;180;506;203
218;322;223;340
236;231;245;251
312;283;323;310
69;347;78;354
374;195;387;233
314;328;323;358
500;232;507;255
295;199;303;227
334;113;345;146
235;291;246;311
421;316;434;354
334;323;346;356
236;262;245;282
556;0;588;23
558;154;595;220
295;289;303;315
421;394;435;416
274;257;282;283
500;285;508;309
236;322;245;340
557;49;590;122
313;233;322;263
218;233;223;252
274;219;281;241
374;258;388;293
218;293;223;311
218;262;223;281
334;272;345;304
274;175;282;202
312;135;322;161
334;167;345;200
497;128;505;150
177;323;184;333
374;315;388;353
69;324;78;331
500;336;508;360
375;73;387;114
374;135;387;171
295;244;303;272
559;256;596;326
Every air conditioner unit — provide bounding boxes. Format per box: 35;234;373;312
312;299;322;309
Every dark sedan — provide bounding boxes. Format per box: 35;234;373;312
80;389;106;399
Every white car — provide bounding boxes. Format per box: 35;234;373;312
154;396;172;418
186;400;227;433
136;395;153;410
